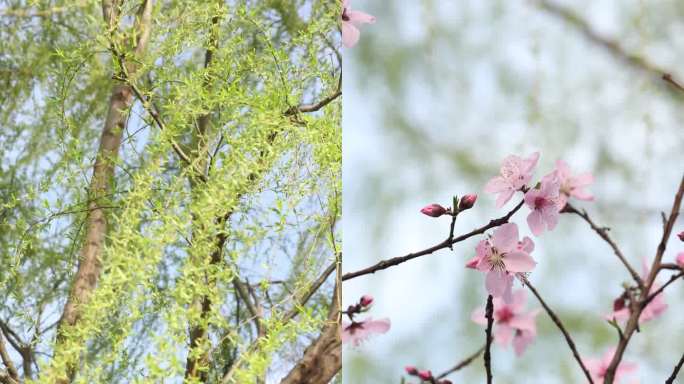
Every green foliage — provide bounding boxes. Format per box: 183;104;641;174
0;0;341;382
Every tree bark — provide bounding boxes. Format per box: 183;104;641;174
279;285;341;384
53;1;153;383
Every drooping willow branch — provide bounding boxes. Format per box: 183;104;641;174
342;200;525;280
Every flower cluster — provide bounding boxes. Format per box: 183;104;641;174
341;294;391;347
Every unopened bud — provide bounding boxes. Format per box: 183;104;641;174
678;231;684;242
360;295;374;307
420;204;447;218
613;297;625;312
404;366;418;375
458;194;478;211
417;370;433;381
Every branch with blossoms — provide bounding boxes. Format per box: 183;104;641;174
341;150;684;383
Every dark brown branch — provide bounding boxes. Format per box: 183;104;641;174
603;174;684;384
524;278;594;383
285;89;342;115
483;295;494;384
435;345;485;380
562;203;643;288
342;200;525;281
665;352;684;384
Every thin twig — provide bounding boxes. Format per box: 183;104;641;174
435;345;485;380
562;203;643;288
640;272;683;311
524;278;594;383
665;352;684;384
342;200;525;280
484;295;494;384
663;74;684;93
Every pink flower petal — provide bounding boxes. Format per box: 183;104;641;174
503;251;536;273
492;223;519;252
527;210;544;236
341;22;360;48
347;10;376;24
485;269;510;297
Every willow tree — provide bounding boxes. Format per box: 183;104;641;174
0;1;341;383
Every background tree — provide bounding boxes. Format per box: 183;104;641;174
0;1;342;383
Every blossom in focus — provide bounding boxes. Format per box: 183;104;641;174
471;289;540;356
484;152;540;208
469;223;536;300
554;160;594;210
341;317;391;346
421;203;447;217
524;171;562;236
341;0;376;48
584;347;638;384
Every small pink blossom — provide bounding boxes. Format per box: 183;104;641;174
524;171;562;236
484;152;540;208
471;290;540;356
469;223;536;300
458;194;478;211
606;258;668;323
360;294;374;307
421;203;447;217
584;347;638;383
341;0;376;48
554;160;594;210
341;317;391;346
676;252;684;268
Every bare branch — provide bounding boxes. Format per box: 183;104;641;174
483;295;494;384
342;200;525;281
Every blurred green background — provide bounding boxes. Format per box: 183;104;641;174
342;0;684;382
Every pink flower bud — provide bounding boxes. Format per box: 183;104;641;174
360;295;374;307
458;194;478;211
417;370;433;381
613;297;626;311
676;252;684;268
439;380;453;384
678;231;684;242
404;366;418;375
420;204;447;217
